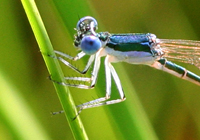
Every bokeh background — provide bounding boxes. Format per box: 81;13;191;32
1;0;200;139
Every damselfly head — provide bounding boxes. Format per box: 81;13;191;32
74;16;101;52
76;16;98;33
80;35;102;55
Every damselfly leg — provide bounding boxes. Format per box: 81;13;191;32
51;49;126;117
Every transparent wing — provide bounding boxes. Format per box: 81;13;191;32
159;39;200;69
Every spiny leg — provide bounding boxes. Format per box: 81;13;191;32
51;51;102;117
51;110;64;115
75;56;126;119
51;51;95;74
50;50;102;89
64;77;91;83
54;50;86;60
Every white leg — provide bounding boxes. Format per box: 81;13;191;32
75;55;126;118
50;51;102;89
51;51;95;74
54;50;85;60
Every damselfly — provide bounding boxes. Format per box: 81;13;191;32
51;16;200;116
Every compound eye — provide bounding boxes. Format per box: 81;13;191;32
80;36;102;55
76;16;98;32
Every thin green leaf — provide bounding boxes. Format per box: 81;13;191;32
20;0;88;139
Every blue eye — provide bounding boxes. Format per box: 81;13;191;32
80;36;102;55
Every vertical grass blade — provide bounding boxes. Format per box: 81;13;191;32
20;0;88;139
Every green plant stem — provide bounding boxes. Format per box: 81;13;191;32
21;0;88;139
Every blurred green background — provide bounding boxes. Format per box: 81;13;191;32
1;0;200;139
